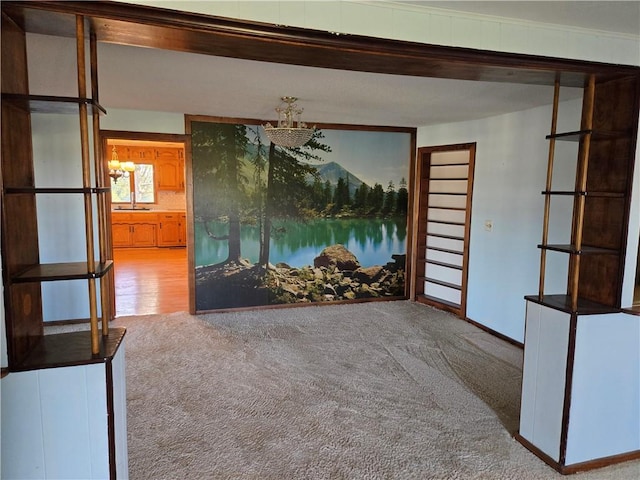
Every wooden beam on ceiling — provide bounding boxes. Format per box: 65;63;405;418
2;0;639;88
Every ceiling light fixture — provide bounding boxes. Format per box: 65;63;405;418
263;96;315;148
108;145;135;183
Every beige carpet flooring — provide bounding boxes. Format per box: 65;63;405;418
103;301;640;479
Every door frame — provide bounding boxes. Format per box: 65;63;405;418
412;143;476;318
99;130;190;316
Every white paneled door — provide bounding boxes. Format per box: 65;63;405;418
414;144;475;317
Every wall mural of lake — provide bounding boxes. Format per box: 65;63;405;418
188;118;414;311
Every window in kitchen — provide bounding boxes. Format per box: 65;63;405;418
111;163;156;204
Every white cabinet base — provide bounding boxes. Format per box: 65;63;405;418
517;300;640;473
1;329;128;479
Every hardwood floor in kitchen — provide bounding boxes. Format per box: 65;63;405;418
113;247;188;316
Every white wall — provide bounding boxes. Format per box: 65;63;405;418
101;109;184;134
622;139;640;308
116;0;640;67
417;99;582;342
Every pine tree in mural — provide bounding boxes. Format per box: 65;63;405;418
382;181;396;216
192;122;249;264
396;177;409;215
368;183;385;215
259;131;331;267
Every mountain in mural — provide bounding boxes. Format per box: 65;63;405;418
311;161;365;196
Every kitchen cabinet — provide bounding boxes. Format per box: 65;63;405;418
110;144;185;191
125;145;155;162
155;147;185;191
131;223;157;247
112;211;185;247
181;213;187;244
112;223;134;248
112;212;158;247
157;213;186;246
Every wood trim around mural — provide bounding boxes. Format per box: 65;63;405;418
185;114;415;312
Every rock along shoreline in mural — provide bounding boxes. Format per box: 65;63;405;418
195;244;406;310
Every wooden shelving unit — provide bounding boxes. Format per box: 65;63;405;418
518;74;640;474
535;75;637;314
1;15;114;365
1;10;127;479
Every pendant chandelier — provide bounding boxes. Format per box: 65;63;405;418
108;146;135;183
263;96;315;148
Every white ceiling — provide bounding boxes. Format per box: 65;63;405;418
27;1;638;128
97;42;575;127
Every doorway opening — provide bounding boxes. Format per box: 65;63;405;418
413;143;476;318
102;132;189;316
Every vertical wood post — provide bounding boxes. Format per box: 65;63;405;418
569;75;596;310
539;78;560;300
76;15;99;354
89;30;111;336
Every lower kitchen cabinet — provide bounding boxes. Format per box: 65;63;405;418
112;211;185;248
157;213;186;247
131;223;157;247
112;223;133;248
112;222;157;248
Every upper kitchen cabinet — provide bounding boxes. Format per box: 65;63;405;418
126;145;155;161
155;146;185;191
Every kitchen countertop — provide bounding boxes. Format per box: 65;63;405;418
112;208;185;213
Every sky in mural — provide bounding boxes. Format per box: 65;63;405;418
255;127;412;187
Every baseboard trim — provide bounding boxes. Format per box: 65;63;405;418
44;317;90;326
561;449;640;475
416;294;460;316
515;432;640;475
514;433;561;472
464;316;523;348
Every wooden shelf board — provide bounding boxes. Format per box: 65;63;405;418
426;219;465;226
427;232;464;241
431;162;469;167
11;327;126;372
12;260;114;283
541;190;625;198
546;129;627;142
428;192;467;196
422;276;462;291
2;93;106;115
425;245;464;256
427;206;467;211
5;187;111;194
423;259;463;270
538;244;619;255
525;294;619;315
429;177;469;181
